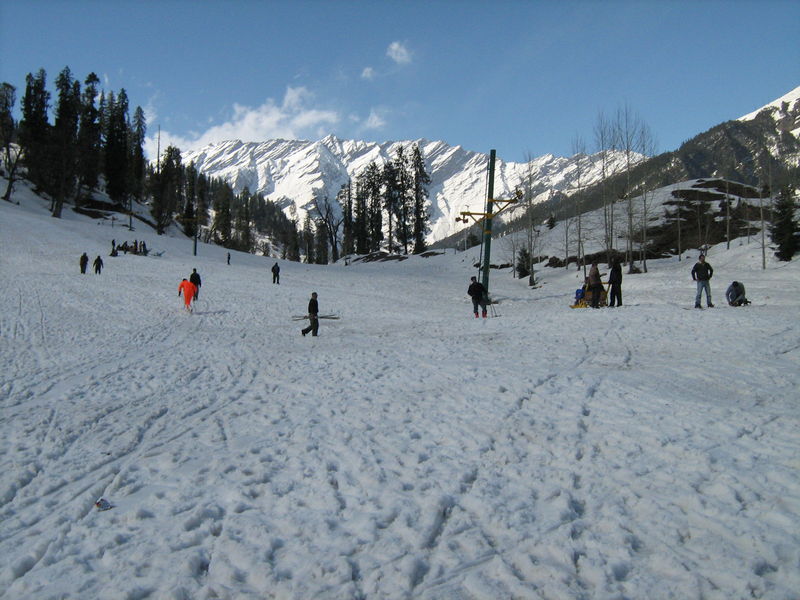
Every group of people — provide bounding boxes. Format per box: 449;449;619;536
110;238;148;257
178;268;203;311
79;252;104;274
691;254;750;307
555;253;752;314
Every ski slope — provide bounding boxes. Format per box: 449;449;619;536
1;187;799;599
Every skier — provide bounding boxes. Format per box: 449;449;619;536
227;252;231;265
79;252;89;274
271;262;280;284
691;254;714;308
178;278;197;312
93;255;104;275
189;268;202;300
467;276;488;318
726;281;749;306
607;257;622;307
301;292;319;337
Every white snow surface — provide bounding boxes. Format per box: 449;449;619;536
1;187;799;600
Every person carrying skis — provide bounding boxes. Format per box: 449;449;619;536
93;255;104;275
189;268;202;300
301;292;319;336
271;262;280;284
178;278;197;312
691;254;714;308
468;276;488;318
80;252;89;274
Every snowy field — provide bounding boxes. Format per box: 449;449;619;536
1;188;799;600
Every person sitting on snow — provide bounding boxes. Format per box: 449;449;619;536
726;281;749;306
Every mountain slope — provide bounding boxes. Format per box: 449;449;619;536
183;136;632;243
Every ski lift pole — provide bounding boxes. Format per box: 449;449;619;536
481;149;496;293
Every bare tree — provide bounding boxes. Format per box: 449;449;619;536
311;192;343;263
593;110;620;265
638;125;657;272
613;104;650;273
1;82;23;203
571;135;591;277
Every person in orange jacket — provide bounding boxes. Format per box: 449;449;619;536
178;278;197;311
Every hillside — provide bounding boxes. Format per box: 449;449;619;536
1;180;799;599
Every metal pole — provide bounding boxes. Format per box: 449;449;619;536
481;150;496;292
760;185;766;270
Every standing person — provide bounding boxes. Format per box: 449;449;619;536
178;278;197;312
227;252;231;265
301;292;319;337
271;262;280;284
467;276;488;318
79;252;89;274
189;268;202;300
93;255;104;275
607;258;622;307
587;262;603;308
691;254;714;308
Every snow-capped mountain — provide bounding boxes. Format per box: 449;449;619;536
738;84;800;137
182;136;631;243
181;86;799;246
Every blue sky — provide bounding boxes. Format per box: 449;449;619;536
1;0;798;162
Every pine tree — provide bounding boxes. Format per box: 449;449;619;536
211;180;233;245
51;67;81;217
183;162;198;238
105;90;130;205
19;69;51;194
770;185;798;261
151;145;182;234
314;219;329;264
354;168;371;254
76;73;102;205
382;160;399;252
302;215;315;264
411;144;431;253
392;145;413;253
130;106;147;201
234;188;253;252
340;180;354;256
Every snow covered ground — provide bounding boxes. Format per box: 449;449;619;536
1;186;799;600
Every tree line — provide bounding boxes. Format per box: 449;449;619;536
1;66;434;262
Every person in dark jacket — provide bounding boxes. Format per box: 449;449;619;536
587;262;603;308
691;254;714;308
301;292;319;337
93;256;104;274
80;252;89;274
271;262;280;284
467;276;488;318
726;281;749;306
189;268;202;300
607;258;622;307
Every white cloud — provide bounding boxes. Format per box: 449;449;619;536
387;41;412;65
144;86;339;157
361;67;375;80
363;109;387;130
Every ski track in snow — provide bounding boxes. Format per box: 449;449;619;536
1;195;799;599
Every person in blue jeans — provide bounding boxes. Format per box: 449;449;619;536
691;254;714;308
